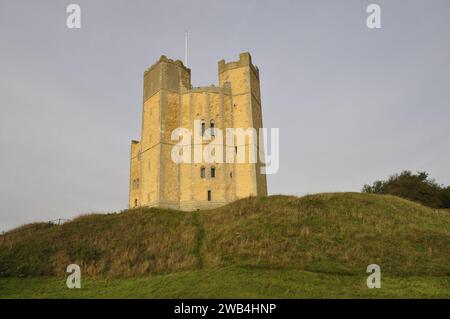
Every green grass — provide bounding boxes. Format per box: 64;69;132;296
1;267;449;298
1;193;449;298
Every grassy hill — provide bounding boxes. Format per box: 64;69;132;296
1;193;449;298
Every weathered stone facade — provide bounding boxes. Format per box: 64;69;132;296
129;52;267;210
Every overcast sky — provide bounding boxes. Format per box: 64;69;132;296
1;0;449;232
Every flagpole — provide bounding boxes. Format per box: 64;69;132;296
184;31;188;67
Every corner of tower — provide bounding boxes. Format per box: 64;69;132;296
142;55;192;103
144;55;191;76
218;52;260;86
130;139;140;148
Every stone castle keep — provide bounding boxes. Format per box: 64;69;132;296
129;52;267;210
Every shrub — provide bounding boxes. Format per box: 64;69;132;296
362;171;449;208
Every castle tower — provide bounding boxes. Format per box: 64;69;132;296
129;52;267;210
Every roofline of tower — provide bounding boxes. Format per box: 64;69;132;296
218;52;260;79
144;55;191;76
183;84;232;95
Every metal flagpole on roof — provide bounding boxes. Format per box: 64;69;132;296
185;31;188;68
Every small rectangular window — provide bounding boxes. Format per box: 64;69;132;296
207;190;211;201
211;167;216;178
200;167;206;178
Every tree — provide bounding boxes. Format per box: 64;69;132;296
362;171;449;209
439;186;450;208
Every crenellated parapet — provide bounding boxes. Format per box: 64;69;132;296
143;55;192;102
144;55;191;76
218;52;259;79
187;84;232;95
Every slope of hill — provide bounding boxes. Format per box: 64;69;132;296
1;193;449;298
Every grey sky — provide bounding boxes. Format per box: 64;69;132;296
1;0;449;232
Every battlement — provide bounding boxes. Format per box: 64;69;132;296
218;52;259;78
143;55;192;102
186;83;232;95
144;55;191;76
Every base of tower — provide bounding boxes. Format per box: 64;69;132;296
143;199;232;211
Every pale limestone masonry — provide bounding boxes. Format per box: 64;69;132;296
129;52;267;210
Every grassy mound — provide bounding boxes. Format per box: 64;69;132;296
1;193;449;279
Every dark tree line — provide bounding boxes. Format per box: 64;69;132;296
362;171;450;209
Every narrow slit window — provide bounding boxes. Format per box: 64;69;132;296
201;121;206;136
211;167;216;178
210;120;215;136
207;190;211;201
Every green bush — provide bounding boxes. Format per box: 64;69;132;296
362;171;450;208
